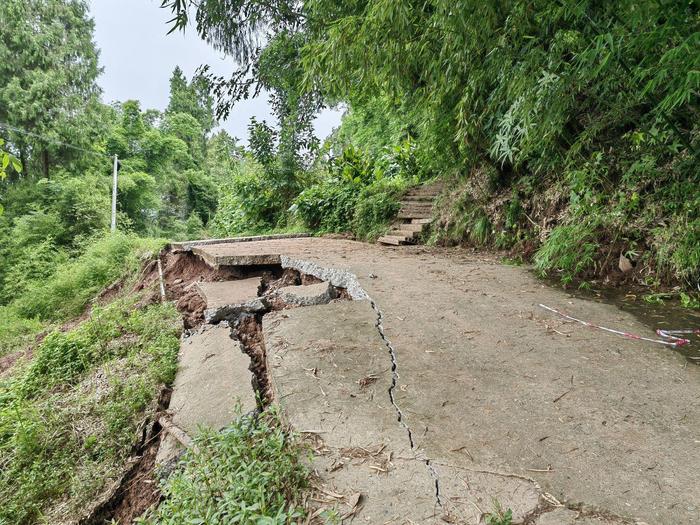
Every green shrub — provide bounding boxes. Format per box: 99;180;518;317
292;181;359;232
470;212;492;246
210;159;289;236
352;178;407;240
11;232;164;321
534;221;600;284
137;407;308;525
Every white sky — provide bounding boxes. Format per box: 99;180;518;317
88;0;342;145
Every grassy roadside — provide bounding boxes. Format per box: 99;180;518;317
0;296;181;523
0;231;314;524
0;232;166;359
0;232;181;524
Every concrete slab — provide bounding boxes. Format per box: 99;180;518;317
156;324;256;465
196;277;262;310
264;301;443;522
195;238;700;524
195;278;267;323
277;281;333;306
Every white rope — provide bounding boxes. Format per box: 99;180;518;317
538;304;695;348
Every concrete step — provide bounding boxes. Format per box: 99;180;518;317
392;222;424;232
402;195;435;202
411;218;433;224
399;208;433;216
378;235;414;245
405;191;441;198
390;229;420;239
397;210;432;219
400;203;434;211
400;201;433;208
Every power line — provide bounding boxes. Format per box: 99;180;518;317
0;121;112;159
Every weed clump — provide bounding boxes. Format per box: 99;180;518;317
137;407;309;525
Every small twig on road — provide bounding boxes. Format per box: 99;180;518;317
553;389;571;403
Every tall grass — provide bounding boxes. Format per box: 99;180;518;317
11;232;165;322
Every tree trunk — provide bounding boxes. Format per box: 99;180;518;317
42;149;49;179
19;147;28;180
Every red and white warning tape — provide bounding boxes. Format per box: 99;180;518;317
538;303;698;348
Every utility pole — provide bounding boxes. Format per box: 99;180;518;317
111;154;118;233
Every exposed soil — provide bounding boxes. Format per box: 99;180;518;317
0;349;30;377
234;313;270;406
135;250;243;328
105;438;161;525
84;388;171;525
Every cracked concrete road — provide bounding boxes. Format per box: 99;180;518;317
192;238;700;524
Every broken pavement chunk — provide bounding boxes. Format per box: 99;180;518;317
277;281;335;306
156;324;256;466
196;278;267;323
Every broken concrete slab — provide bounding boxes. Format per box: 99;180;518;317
195;277;267;323
196;277;261;309
276;281;334;306
264;300;443;522
194;237;700;523
156;324;255;465
171;232;312;252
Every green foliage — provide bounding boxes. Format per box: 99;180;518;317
0;138;21;190
352;178;406;240
0;306;43;358
680;292;700;310
485;505;513;525
166;66;215;133
0;0;101;179
11;232;164;321
470;212;492;246
137;407;308;525
163;0;700;293
210;158;288;235
0;299;180;524
293;181;358;232
534;222;600;285
292;145;409;237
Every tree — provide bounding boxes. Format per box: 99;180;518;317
166;66;216;134
161;1;321;177
0;0;101;178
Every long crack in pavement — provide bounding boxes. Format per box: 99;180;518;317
281;255;445;507
370;297;443;507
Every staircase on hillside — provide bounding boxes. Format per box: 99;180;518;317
378;182;444;246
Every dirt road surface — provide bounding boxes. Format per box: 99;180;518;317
188;237;700;524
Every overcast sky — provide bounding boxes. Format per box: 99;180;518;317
87;0;342;145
